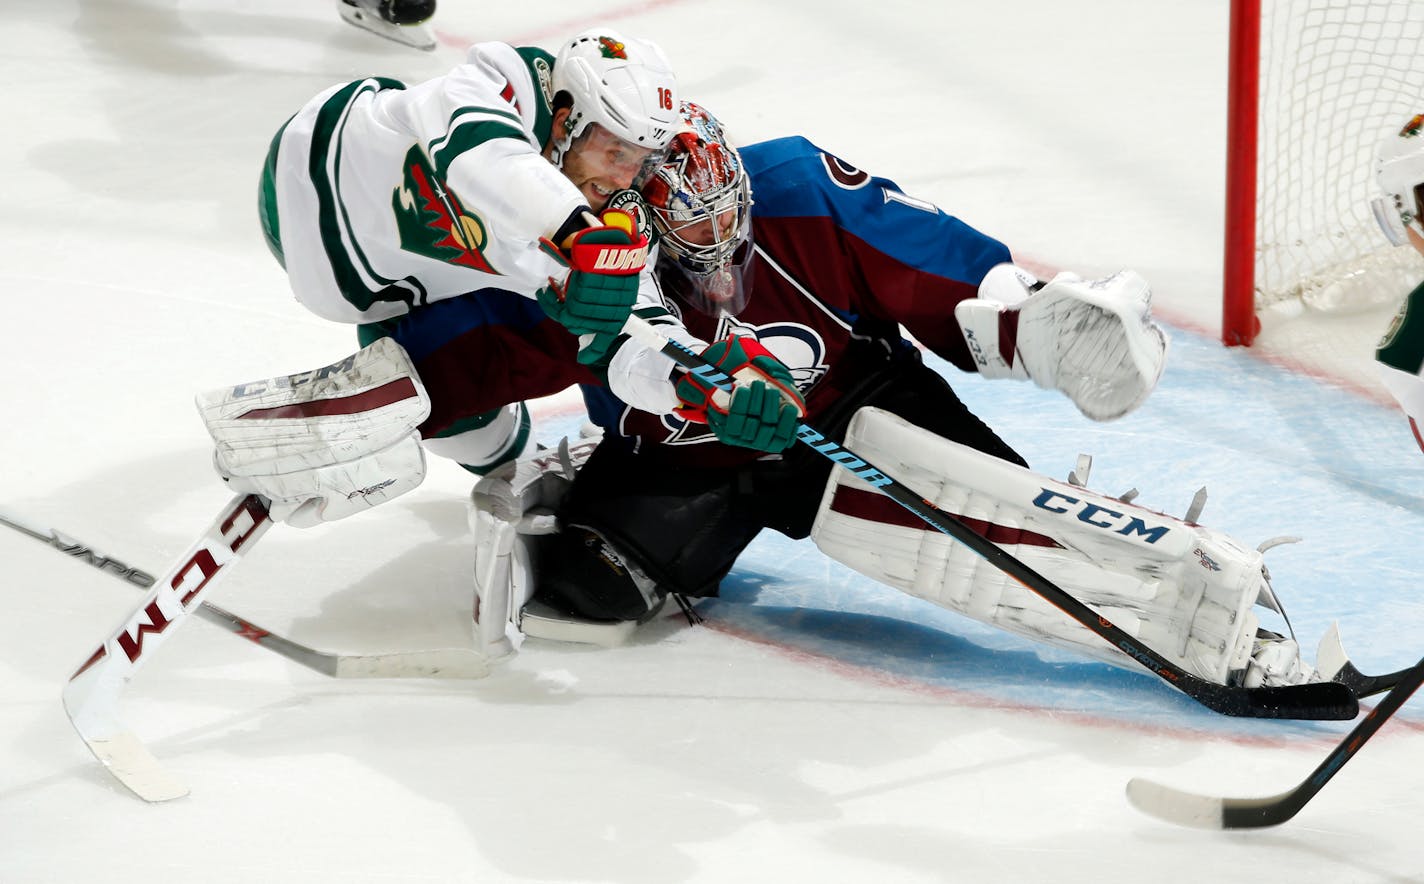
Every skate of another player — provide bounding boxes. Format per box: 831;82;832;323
336;0;436;50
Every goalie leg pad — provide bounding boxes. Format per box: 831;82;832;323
810;407;1312;687
197;337;431;527
470;439;644;656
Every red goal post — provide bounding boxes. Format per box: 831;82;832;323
1222;0;1424;347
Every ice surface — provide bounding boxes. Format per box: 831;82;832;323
2;2;1421;882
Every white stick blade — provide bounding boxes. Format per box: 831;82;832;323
333;648;490;679
82;730;189;802
1314;622;1349;681
1125;778;1226;830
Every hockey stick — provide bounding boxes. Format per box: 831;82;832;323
62;493;274;801
1126;654;1424;829
621;314;1358;721
1;508;488;680
1315;622;1411;699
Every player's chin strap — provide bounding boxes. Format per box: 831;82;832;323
619;313;1357;722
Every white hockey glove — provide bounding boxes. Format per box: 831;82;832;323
196;337;431;529
955;264;1168;421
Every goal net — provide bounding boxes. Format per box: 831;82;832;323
1224;0;1424;346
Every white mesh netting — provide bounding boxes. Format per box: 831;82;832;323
1257;1;1424;314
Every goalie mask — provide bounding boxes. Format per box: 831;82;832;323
550;29;680;188
1371;112;1424;248
642;102;756;316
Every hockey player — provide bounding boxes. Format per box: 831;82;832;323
337;0;438;51
470;102;1328;691
228;37;804;529
1370;112;1424;453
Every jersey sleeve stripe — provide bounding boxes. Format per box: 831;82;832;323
430;117;530;178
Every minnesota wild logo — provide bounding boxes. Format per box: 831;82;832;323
1400;114;1424;138
1378;297;1410;351
598;37;627;59
605;189;657;244
1377;290;1424;376
392;145;497;273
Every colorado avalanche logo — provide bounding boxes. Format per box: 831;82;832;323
744;321;830;389
820;152;871;190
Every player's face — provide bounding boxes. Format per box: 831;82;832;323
560;121;662;211
678;208;740;252
1408;224;1424;258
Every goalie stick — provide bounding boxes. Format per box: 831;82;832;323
62;493;274;802
1126;653;1424;829
621;314;1358;722
0;507;488;680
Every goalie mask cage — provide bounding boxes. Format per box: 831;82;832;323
1223;0;1424;346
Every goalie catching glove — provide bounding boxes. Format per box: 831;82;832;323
674;335;807;452
955;264;1168;421
536;208;649;349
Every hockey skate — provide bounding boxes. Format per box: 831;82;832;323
519;595;667;649
336;0;436;51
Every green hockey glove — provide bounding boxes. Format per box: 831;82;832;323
536;209;648;337
675;335;807;452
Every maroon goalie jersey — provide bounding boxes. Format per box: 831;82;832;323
582;135;1013;467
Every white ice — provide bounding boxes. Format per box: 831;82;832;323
2;2;1422;882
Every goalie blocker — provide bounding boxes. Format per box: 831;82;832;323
811;407;1320;688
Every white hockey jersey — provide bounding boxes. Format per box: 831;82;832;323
261;41;695;414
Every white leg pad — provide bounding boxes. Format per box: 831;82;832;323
197;338;431;527
811;408;1310;686
468;439;600;660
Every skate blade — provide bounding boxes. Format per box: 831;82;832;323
337;4;436;51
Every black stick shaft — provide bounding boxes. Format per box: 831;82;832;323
1224;655;1424;826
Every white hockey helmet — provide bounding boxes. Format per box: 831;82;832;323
550;29;680;171
642;102;756;316
1371;113;1424;247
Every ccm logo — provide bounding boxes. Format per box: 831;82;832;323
115;497;269;664
1032;488;1169;544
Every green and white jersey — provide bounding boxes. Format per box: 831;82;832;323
261;41;696;415
266;41;635;323
1376;279;1424;451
